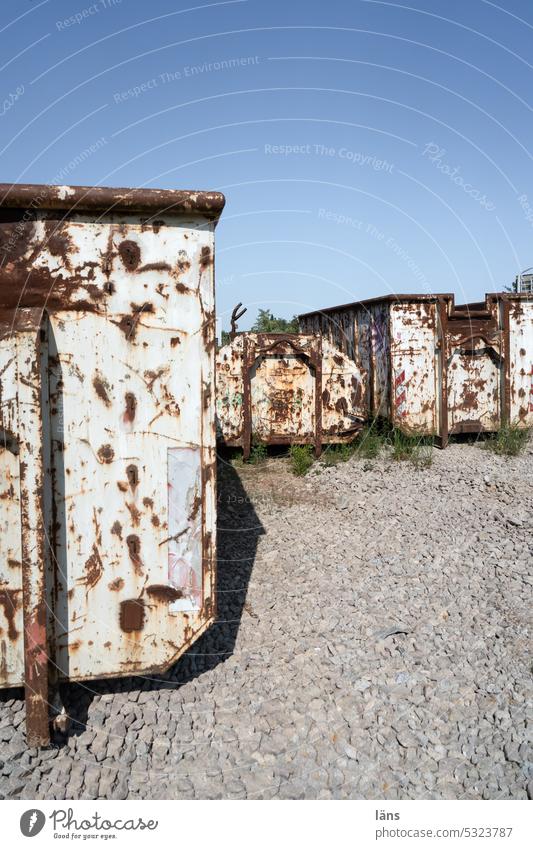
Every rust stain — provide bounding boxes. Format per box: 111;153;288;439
97;444;115;463
189;493;202;521
93;372;112;406
126;534;143;574
0;587;21;640
146;584;183;602
82;544;104;590
108;577;124;592
126;464;139;489
138;261;171;273
119;598;145;632
200;245;212;270
123;392;137;423
116;303;154;340
118;239;141;271
126;502;141;526
111;520;123;539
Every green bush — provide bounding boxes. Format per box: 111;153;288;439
289;444;315;476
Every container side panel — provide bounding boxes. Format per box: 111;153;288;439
44;217;216;681
321;340;367;436
0;339;24;687
509;298;533;426
216;336;244;444
390;303;438;434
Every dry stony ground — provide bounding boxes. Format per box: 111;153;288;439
1;439;532;800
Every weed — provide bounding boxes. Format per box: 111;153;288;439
483;425;530;457
354;425;384;459
321;442;357;466
389;429;433;468
249;440;267;464
289;444;315;476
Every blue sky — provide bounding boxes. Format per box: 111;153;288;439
1;0;533;330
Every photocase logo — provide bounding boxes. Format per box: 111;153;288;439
20;810;46;838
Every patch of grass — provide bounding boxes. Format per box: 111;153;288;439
389;429;434;468
289;444;315;476
321;442;357;466
353;424;385;459
483;425;530;457
249;440;268;464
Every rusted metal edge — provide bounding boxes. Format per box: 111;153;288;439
0;183;226;222
369;314;376;419
313;336;323;457
387;308;394;426
54;616;216;684
298;291;533;321
299;293;455;319
502;299;511;427
437;298;449;448
241;335;252;460
17;312;50;747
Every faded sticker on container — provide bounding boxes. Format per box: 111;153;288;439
167;447;202;611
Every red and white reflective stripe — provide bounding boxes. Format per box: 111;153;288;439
394;369;407;418
529;365;533;413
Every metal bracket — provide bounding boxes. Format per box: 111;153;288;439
230;303;247;338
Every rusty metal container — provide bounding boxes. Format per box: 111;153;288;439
216;332;367;458
299;293;533;444
0;183;225;745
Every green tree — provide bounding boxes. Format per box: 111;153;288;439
251;308;299;333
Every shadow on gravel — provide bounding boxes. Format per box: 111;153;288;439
0;456;264;743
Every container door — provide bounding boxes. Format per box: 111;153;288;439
389;303;439;434
447;337;501;433
250;350;316;441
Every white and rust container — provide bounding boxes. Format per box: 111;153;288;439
299;293;533;444
216;332;367;458
0;183;225;745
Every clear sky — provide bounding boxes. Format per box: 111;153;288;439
1;0;532;330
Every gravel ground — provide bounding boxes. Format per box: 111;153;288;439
1;440;532;800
